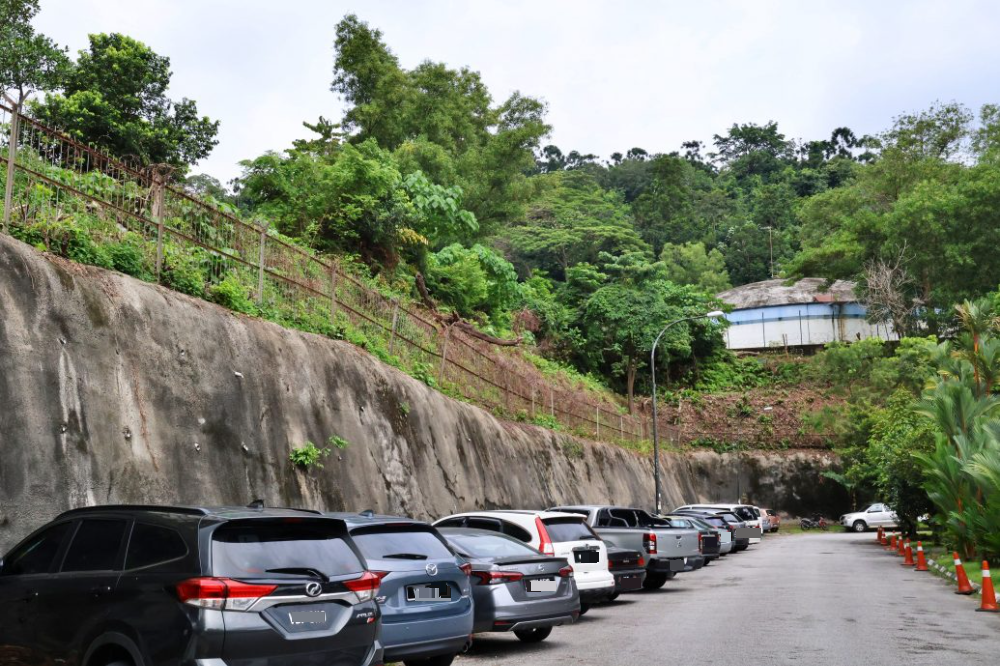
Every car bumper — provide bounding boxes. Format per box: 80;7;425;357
491;611;578;633
382;602;474;662
472;584;580;634
684;555;706;571
612;568;647;592
649;557;687;573
578;583;616;603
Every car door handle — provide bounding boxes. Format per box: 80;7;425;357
90;585;112;597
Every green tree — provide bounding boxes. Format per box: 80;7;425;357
507;170;648;278
424;243;518;323
0;0;68;106
659;241;730;293
31;33;218;171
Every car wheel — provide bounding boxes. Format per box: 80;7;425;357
514;626;553;643
578;603;590;616
404;655;456;666
608;591;620;602
642;573;667;590
852;520;867;533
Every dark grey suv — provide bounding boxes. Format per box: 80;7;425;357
0;504;384;666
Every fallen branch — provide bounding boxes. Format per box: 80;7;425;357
415;272;522;347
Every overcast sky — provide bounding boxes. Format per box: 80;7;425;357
33;0;1000;183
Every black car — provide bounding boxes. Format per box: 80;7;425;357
0;504;383;666
605;546;646;599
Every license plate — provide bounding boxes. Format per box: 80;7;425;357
668;559;685;572
406;584;452;602
527;577;558;592
617;574;643;591
288;610;327;625
735;528;757;539
574;550;599;564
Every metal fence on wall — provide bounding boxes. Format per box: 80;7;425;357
0;102;833;451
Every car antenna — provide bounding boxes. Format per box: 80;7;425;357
359;509;375;517
247;499;265;511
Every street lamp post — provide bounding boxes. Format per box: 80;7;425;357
650;310;724;514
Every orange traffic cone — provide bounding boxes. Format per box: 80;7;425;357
955;553;975;595
976;561;999;612
914;542;928;572
902;540;915;566
897;535;906;556
880;529;888;546
887;533;897;551
877;526;884;544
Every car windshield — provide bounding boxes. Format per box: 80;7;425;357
444;532;540;559
211;519;363;579
701;516;726;528
351;527;454;561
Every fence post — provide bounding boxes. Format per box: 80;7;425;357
329;262;339;323
530;387;535;419
550;387;555;419
437;326;451;385
151;167;166;281
2;103;19;234
596;406;601;439
388;299;400;355
620;414;624;440
255;221;268;305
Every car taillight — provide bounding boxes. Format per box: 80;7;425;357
175;577;277;611
344;571;382;603
638;556;645;566
459;562;472;576
535;517;555;556
698;533;703;553
558;565;574;578
643;531;657;555
472;570;524;585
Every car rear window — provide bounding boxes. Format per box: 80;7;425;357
445;532;539;559
701;517;726;528
542;518;599;542
351;527;454;561
211;520;363;578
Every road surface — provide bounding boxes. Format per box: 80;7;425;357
457;532;1000;665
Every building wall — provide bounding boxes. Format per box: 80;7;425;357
723;302;898;350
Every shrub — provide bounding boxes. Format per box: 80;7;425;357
209;274;257;314
289;441;331;469
327;435;349;450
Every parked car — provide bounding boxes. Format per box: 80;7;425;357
840;503;898;532
660;514;730;557
675;509;750;551
656;515;721;563
0;504;384;666
761;508;780;532
437;528;579;643
548;505;704;589
329;511;473;666
757;508;772;533
433;510;615;613
674;504;763;544
605;545;647;599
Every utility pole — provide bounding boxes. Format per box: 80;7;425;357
764;225;774;278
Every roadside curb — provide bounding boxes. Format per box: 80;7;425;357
924;556;1000;603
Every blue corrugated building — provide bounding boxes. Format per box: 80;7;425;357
716;278;897;351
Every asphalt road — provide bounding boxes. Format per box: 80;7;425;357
457;532;1000;665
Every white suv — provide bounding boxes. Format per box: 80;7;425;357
433;510;615;611
840;503;898;532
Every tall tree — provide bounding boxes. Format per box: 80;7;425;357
0;0;68;106
32;33;218;170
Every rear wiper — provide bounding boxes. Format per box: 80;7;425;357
265;567;329;581
382;553;428;560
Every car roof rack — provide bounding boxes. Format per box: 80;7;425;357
56;505;211;518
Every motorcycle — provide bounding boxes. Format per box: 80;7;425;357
799;514;829;531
